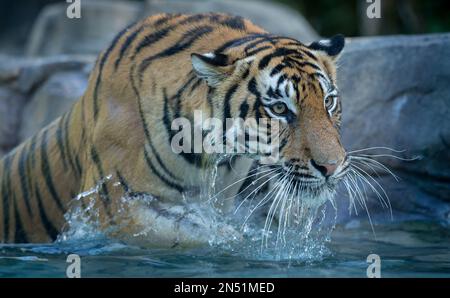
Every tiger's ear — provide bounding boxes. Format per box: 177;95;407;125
308;34;345;61
191;52;234;87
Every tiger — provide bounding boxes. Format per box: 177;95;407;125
0;13;348;247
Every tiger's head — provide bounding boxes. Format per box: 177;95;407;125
191;34;348;202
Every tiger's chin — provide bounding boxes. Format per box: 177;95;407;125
283;176;339;208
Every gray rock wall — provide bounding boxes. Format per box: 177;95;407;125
339;34;450;201
0;55;94;156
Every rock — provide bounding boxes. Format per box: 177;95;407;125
331;175;450;226
26;0;318;57
26;0;142;57
0;87;26;154
0;54;93;155
145;0;319;43
19;70;89;140
338;33;450;200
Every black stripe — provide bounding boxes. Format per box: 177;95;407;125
163;77;204;167
153;13;182;27
40;129;65;213
143;148;184;193
130;65;184;182
90;146;110;205
18;147;33;215
189;78;203;95
258;48;299;70
247;77;261;98
134;14;215;59
242;66;251;80
220;15;246;30
35;185;59;241
89;149;115;223
133;25;175;57
246;45;271;57
288;59;321;71
114;24;147;70
13;196;28;243
138;26;213;80
270;64;286;77
93;23;134;120
74;156;83;177
214;33;270;54
62;110;79;178
55;116;68;170
222;84;239;143
116;171;130;193
29;134;37;167
239;98;250;119
300;48;319;62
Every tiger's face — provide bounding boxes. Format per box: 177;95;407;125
191;35;348;200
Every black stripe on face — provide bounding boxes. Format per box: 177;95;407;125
246;45;272;57
13;196;28;243
247;77;261;98
138;26;214;81
1;155;12;242
223;84;239;143
35;185;59;241
214;33;271;54
18;147;33;215
288;59;321;71
239;98;250;119
269;64;286;77
40;130;65;214
258;48;299;70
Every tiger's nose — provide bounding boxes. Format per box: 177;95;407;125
310;159;338;177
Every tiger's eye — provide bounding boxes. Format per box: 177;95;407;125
271;103;287;115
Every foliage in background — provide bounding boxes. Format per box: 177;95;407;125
273;0;450;36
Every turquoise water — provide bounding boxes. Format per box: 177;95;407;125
0;221;449;277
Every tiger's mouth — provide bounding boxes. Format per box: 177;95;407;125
278;168;341;198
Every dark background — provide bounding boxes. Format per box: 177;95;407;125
0;0;449;55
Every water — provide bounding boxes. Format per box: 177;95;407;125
0;220;449;277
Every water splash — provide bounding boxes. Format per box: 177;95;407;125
59;165;338;262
